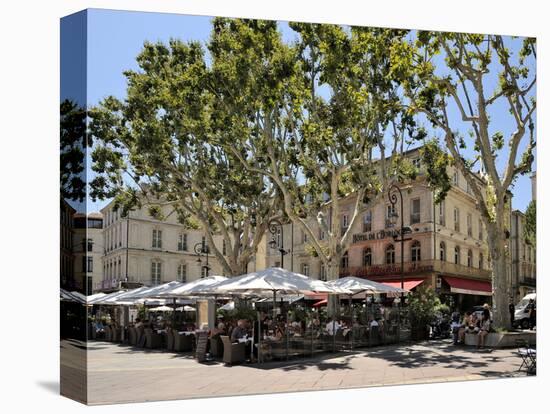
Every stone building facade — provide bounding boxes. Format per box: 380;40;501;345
73;212;104;294
99;201;258;291
510;210;536;301
265;148;498;310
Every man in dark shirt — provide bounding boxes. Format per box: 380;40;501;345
509;300;515;328
230;319;247;342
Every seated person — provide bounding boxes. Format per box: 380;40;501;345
95;319;105;332
230;319;247;342
274;323;285;340
450;310;462;345
325;317;341;336
463;312;479;337
477;312;492;348
210;321;226;337
457;311;471;344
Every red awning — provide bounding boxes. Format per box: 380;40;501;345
442;276;492;296
382;279;424;292
312;299;327;307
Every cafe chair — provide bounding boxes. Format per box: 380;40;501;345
144;328;162;349
127;327;137;346
173;332;193;352
209;334;224;358
136;326;146;348
104;325;112;342
516;339;536;375
166;328;175;351
221;336;246;366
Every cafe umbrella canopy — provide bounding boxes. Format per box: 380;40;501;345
207;267;350;303
328;276;407;295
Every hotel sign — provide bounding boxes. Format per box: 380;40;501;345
353;229;401;244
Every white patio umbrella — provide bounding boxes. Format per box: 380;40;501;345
122;281;185;300
85;292;107;304
328;276;407;295
87;289;138;305
60;288;86;304
148;305;174;312
175;305;196;312
209;268;346;296
158;276;228;297
218;301;235;311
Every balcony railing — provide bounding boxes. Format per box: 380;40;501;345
341;259;492;280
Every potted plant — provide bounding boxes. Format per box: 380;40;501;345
407;286;441;340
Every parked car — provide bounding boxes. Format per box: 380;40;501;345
514;293;536;329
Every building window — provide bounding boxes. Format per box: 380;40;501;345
85;238;93;252
222;239;227;255
411;198;421;224
467;249;473;267
118;258;121;278
363;248;372;266
438;202;445;226
342;214;349;229
200;266;209;278
152;229;162;249
81;256;87;273
454;208;460;232
478;219;483;240
411;240;421;262
302;230;308;244
301;263;310;276
151;261;162;285
386;244;395;265
201;236;208;252
276;227;282;247
479;253;484;269
319;228;325;241
453;170;459;186
454;246;461;265
320;265;327;281
178;233;187;251
466;181;472;195
341;214;349;236
341;252;349;269
386;205;396;227
439;242;446;261
467;213;473;237
363;211;372;232
177;263;187;282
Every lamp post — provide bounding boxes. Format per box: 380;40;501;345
194;242;210;278
388;184;413;305
268;218;289;267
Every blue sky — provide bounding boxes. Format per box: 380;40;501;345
77;8;535;213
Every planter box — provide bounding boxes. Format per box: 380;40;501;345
464;331;536;348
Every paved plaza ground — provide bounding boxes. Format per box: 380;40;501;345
61;338;532;405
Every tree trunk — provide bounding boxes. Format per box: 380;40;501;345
326;260;340;318
487;224;511;330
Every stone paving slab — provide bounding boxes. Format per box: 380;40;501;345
60;339;532;405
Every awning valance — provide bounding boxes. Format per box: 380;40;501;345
443;276;492;296
382;279;424;292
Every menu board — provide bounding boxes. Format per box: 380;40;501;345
195;331;209;362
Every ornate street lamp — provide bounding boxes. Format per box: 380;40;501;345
194;241;210;278
268;218;290;267
388;184;413;305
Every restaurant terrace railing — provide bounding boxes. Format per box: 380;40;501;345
341;259;492;280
